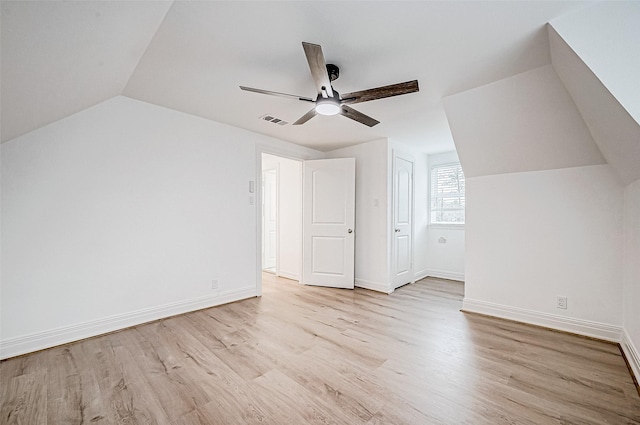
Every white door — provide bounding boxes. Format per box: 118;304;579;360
262;168;277;272
392;152;414;288
302;158;355;289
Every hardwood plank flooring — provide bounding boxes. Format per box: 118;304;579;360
2;274;639;424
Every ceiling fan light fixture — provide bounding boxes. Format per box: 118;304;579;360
240;42;419;127
315;97;341;116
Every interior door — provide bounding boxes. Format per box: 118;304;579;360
262;168;277;272
302;158;355;289
392;152;414;288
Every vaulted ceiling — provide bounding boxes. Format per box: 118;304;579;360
0;1;173;143
1;1;596;152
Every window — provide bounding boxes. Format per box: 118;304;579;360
430;162;465;225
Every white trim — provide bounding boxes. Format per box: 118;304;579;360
461;298;622;342
428;224;465;230
278;270;300;282
0;287;257;360
428;161;465;226
621;328;640;384
414;269;429;281
262;166;279;275
355;278;393;294
426;269;465;282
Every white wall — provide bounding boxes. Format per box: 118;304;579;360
463;165;624;341
261;153;302;281
0;96;321;358
261;154;279;271
276;157;302;281
425;151;465;281
411;150;429;281
326;139;390;293
623;178;640;379
443;61;627;341
547;2;640;379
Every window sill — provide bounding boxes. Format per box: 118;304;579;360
428;223;465;230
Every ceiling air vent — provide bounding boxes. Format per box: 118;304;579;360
260;114;288;126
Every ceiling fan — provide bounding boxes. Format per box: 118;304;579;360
240;42;419;127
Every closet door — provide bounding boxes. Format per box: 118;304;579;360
392;152;414;288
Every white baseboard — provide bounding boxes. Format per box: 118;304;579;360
461;298;622;342
278;271;300;282
425;268;465;282
0;286;257;360
355;278;393;294
414;269;429;281
621;328;640;384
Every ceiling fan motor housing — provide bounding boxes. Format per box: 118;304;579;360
326;64;339;82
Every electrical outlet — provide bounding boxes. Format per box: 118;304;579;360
211;279;218;290
556;296;567;309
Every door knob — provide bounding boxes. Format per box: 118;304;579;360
395;228;400;232
348;229;353;233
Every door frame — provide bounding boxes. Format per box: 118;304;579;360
391;149;416;288
262;166;279;274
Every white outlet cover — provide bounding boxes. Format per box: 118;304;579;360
557;296;567;309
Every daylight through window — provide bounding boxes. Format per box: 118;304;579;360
430;163;465;224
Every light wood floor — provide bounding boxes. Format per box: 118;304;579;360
2;274;639;424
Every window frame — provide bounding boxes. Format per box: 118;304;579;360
428;161;465;227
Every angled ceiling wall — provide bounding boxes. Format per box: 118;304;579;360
442;64;605;178
444;1;639;183
550;2;640;124
548;2;640;185
0;1;172;142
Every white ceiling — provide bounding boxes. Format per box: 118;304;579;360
549;25;640;185
0;1;172;142
2;1;595;152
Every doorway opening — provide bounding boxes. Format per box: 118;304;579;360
260;153;303;282
257;152;356;294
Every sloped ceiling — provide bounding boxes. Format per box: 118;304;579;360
548;3;640;185
550;2;640;125
443;65;606;178
0;1;173;142
549;28;640;185
2;1;596;152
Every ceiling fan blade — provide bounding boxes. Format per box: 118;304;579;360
293;108;318;125
302;42;334;98
341;80;419;105
240;86;314;102
340;105;380;127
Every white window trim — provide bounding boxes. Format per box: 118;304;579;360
428;223;465;230
429;161;465;226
